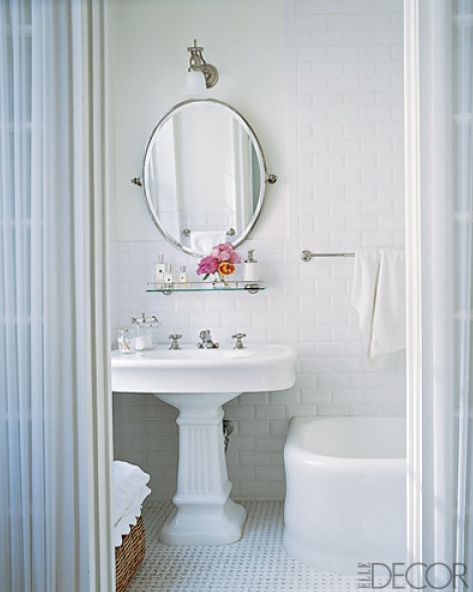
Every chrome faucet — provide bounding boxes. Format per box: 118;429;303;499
197;329;219;349
169;334;182;350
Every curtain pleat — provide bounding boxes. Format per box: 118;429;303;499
406;0;473;589
0;3;34;591
0;0;113;590
453;0;473;577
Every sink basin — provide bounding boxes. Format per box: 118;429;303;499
111;343;297;546
111;344;297;393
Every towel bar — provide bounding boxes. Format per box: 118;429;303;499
301;250;355;262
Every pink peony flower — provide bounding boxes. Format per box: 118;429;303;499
196;255;219;275
228;250;241;264
196;243;241;278
212;243;241;263
217;250;231;262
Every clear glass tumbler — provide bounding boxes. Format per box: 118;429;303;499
117;327;136;354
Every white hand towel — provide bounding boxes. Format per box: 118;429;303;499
371;249;405;357
351;250;380;354
190;230;226;254
351;249;405;363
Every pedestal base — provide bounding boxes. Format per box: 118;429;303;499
159;499;247;545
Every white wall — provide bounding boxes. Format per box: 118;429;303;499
110;0;405;500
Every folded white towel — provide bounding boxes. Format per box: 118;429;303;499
112;483;151;547
112;460;150;525
190;230;226;255
112;460;151;547
351;249;405;363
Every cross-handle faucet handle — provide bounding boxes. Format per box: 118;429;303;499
132;313;159;325
232;333;247;349
132;312;146;324
169;334;182;350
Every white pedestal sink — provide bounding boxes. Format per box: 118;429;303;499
111;344;297;545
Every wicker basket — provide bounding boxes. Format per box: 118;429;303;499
115;516;146;592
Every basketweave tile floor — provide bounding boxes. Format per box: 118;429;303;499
127;500;397;592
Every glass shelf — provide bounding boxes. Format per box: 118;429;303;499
146;280;265;295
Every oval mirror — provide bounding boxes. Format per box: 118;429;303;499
142;99;274;256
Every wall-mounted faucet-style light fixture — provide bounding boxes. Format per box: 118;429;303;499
186;39;218;89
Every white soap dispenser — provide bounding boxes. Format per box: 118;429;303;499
243;249;259;283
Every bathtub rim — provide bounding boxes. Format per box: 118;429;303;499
285;416;406;466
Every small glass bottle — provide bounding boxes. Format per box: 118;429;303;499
178;265;188;287
155;253;165;287
164;263;174;287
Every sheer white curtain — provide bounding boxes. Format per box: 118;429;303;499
405;0;473;588
0;1;113;590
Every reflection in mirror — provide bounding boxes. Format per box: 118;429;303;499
142;100;270;256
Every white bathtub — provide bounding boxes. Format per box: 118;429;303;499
283;416;406;575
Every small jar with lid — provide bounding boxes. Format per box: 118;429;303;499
243;249;260;282
131;313;159;351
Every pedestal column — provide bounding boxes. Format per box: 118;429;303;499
156;392;247;545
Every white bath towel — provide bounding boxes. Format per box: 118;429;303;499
112;460;151;547
190;230;226;254
351;249;405;363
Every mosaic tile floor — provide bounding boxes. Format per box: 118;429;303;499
127;500;394;592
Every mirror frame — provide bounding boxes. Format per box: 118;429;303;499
141;98;272;257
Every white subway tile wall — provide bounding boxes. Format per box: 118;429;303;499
112;0;405;500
